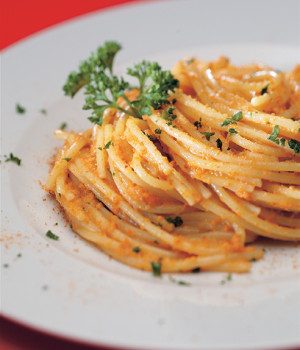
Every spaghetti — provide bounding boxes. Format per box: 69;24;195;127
46;52;300;275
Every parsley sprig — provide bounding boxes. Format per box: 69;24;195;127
63;41;179;125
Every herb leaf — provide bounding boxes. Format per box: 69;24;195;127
194;118;202;129
63;42;179;125
279;138;286;147
16;103;26;114
5;153;21;166
133;246;141;253
228;128;238;135
268;125;280;144
151;262;161;276
200;132;215;141
60;122;67;130
191;267;201;273
221;111;243;127
169;275;191;286
261;83;270;95
165;216;183;227
216;138;223;151
45;230;59;240
221;273;232;284
288;139;300;153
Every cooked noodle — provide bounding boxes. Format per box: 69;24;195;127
46;56;300;274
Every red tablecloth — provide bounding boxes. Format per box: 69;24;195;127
0;2;139;349
0;0;138;50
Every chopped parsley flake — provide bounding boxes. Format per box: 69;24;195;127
216;138;223;151
133;246;141;253
268;125;280;144
60;122;67;130
261;83;270;95
221;111;243;127
155;128;162;134
221;273;232;284
280;138;286;147
151;261;161;276
16;103;26;114
98;140;114;150
200;132;215;141
288;139;300;154
162;107;177;122
194;118;202;129
165;216;183;227
45;230;59;240
169;275;191;286
146;134;154;141
191;267;201;273
228;128;238;135
5;153;21;166
3;264;9;268
17;253;22;258
40;109;47;115
62;158;72;162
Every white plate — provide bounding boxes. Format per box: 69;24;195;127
1;1;300;349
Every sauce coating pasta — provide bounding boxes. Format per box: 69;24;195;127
46;55;300;274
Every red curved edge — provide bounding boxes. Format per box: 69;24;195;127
0;0;141;51
0;313;137;350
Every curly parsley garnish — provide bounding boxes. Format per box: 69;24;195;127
63;41;179;125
